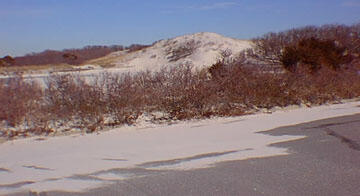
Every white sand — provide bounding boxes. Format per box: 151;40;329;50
0;101;359;194
91;32;252;72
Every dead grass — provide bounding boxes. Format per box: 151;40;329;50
0;64;75;75
85;51;132;68
84;55;118;68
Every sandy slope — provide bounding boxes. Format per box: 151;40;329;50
88;32;252;72
0;101;359;195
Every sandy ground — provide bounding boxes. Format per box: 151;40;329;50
0;101;360;195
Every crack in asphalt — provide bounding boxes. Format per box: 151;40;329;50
0;168;11;173
305;119;360;129
325;128;360;151
23;165;54;171
0;181;35;189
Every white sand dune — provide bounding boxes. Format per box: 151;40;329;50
0;101;359;194
89;32;252;72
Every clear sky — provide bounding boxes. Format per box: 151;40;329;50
1;0;359;57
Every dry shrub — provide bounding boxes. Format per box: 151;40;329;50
240;23;360;108
249;23;360;70
281;37;351;72
1;60;360;139
0;75;42;127
44;74;107;132
150;65;218;119
282;67;360;104
103;72;145;125
0;75;44;138
209;61;292;109
208;58;360;110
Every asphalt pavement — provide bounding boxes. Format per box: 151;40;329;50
9;113;360;196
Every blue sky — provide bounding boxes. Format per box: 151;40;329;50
0;0;359;57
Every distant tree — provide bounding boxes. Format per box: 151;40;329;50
13;45;128;66
3;55;15;62
62;53;77;59
0;55;15;67
62;53;78;63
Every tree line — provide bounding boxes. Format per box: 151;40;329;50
0;44;149;67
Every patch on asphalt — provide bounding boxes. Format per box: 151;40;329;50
137;150;243;168
67;174;104;181
102;158;128;162
222;119;245;124
93;167;159;177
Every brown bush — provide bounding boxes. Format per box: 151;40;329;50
0;75;44;138
152;65;218;119
43;74;108;132
208;57;360;109
281;38;351;72
1;59;360;139
103;72;145;125
249;23;360;71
